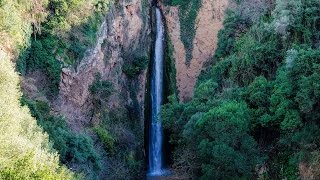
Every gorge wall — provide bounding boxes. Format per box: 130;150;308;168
54;1;152;177
50;0;228;177
58;0;151;129
56;0;230;130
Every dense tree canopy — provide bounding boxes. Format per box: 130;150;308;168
0;0;111;178
162;0;320;179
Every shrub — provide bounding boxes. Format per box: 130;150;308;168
123;56;148;77
93;126;115;153
25;37;62;96
21;98;102;174
0;0;48;54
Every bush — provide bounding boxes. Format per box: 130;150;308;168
93;126;115;153
0;0;47;54
123;56;148;77
22;37;62;96
21;98;101;174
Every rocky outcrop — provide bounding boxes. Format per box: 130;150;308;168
58;0;151;130
162;0;228;101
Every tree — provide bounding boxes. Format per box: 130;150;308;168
0;56;74;179
195;101;261;179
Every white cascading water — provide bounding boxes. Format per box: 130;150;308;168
149;7;164;176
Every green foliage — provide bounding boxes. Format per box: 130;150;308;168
163;0;320;178
93;126;115;153
163;98;261;178
196;101;261;179
0;0;48;54
21;97;101;176
0;0;112;178
123;56;149;77
93;108;144;179
214;10;248;59
126;151;142;175
89;74;144;178
0;56;74;179
40;117;101;170
26;37;62;96
0;152;75;180
16;0;111;96
230;25;283;86
164;35;178;95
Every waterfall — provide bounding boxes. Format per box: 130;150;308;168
149;7;165;176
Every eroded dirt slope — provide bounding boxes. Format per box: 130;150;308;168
163;0;228;101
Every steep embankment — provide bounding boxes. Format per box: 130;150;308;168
55;0;151;178
13;0;152;179
58;0;150;130
162;0;228;101
0;0;74;178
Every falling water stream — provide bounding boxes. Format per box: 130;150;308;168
148;7;165;176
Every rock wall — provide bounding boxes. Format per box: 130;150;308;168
57;0;229;125
162;0;228;101
58;0;151;130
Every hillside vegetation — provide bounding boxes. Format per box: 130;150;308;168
2;0;320;179
0;0;111;179
162;0;320;179
0;55;74;179
16;0;109;96
0;0;76;179
1;0;147;178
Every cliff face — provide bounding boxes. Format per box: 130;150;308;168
162;0;228;101
57;0;229;123
58;0;151;129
